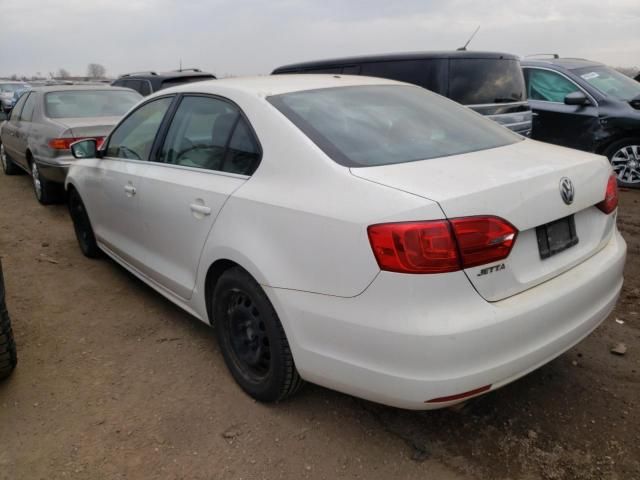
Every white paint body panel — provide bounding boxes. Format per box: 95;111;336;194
65;76;627;409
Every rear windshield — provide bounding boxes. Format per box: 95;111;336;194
45;90;141;118
0;83;29;94
268;85;520;167
449;59;526;105
573;66;640;101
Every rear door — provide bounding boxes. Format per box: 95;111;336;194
2;92;31;169
136;94;261;300
84;96;174;269
524;67;600;150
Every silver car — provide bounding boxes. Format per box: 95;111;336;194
0;81;30;112
0;85;141;204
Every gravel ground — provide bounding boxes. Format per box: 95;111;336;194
0;171;638;480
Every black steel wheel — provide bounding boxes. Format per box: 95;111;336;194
213;267;303;402
68;189;101;258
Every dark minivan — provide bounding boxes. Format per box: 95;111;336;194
273;51;532;136
112;69;216;97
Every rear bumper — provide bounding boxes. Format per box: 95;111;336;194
34;156;72;184
266;229;626;410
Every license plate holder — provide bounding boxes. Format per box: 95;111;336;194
536;215;579;260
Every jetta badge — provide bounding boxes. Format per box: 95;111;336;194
559;177;575;205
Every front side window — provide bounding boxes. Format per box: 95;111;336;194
525;69;580;103
573;66;640;101
158;96;260;174
45;90;141;119
268;85;520;168
106;97;173;160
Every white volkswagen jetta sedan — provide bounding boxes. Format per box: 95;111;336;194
66;75;626;410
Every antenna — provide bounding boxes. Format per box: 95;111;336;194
457;25;480;51
179;58;182;71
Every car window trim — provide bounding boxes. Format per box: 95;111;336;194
150;92;262;176
523;67;598;106
102;94;178;163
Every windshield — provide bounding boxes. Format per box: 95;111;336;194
0;83;29;94
268;85;520;168
573;66;640;101
449;59;526;105
45;90;142;118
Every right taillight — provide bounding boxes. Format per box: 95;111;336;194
367;216;517;274
596;173;619;214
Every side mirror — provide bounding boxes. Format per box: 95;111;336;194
70;139;97;159
564;91;589;106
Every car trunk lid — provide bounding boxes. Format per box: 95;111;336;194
55;116;121;138
351;139;615;301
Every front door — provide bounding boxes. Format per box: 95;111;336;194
137;95;261;300
85;96;174;269
524;67;600;151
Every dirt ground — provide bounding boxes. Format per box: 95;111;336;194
0;171;638;480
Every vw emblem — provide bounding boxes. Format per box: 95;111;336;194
559;177;575;205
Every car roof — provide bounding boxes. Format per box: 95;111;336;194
161;74;405;97
29;85;139;93
274;50;519;71
118;70;216;80
521;57;604;70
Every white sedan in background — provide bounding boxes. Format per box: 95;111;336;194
65;76;626;410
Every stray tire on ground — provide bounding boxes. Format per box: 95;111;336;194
0;262;17;380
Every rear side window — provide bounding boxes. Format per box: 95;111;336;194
19;92;37;121
525;69;580;103
106;97;173;160
158;95;260;175
8;92;29;121
360;60;447;94
449;59;525;105
269;85;519;168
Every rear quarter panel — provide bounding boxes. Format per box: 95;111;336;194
192;91;446;307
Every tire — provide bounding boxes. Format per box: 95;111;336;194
68;188;101;258
0;263;17;381
1;144;20;176
30;160;62;205
213;267;303;402
604;138;640;188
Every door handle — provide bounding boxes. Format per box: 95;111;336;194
190;203;211;216
124;184;136;196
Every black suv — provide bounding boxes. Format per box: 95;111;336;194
0;260;16;380
273;51;532;136
111;69;216;96
522;56;640;188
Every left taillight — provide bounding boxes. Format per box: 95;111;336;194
367;216;517;274
48;136;105;151
596;173;619;214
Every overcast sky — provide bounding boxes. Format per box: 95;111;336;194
1;0;638;78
